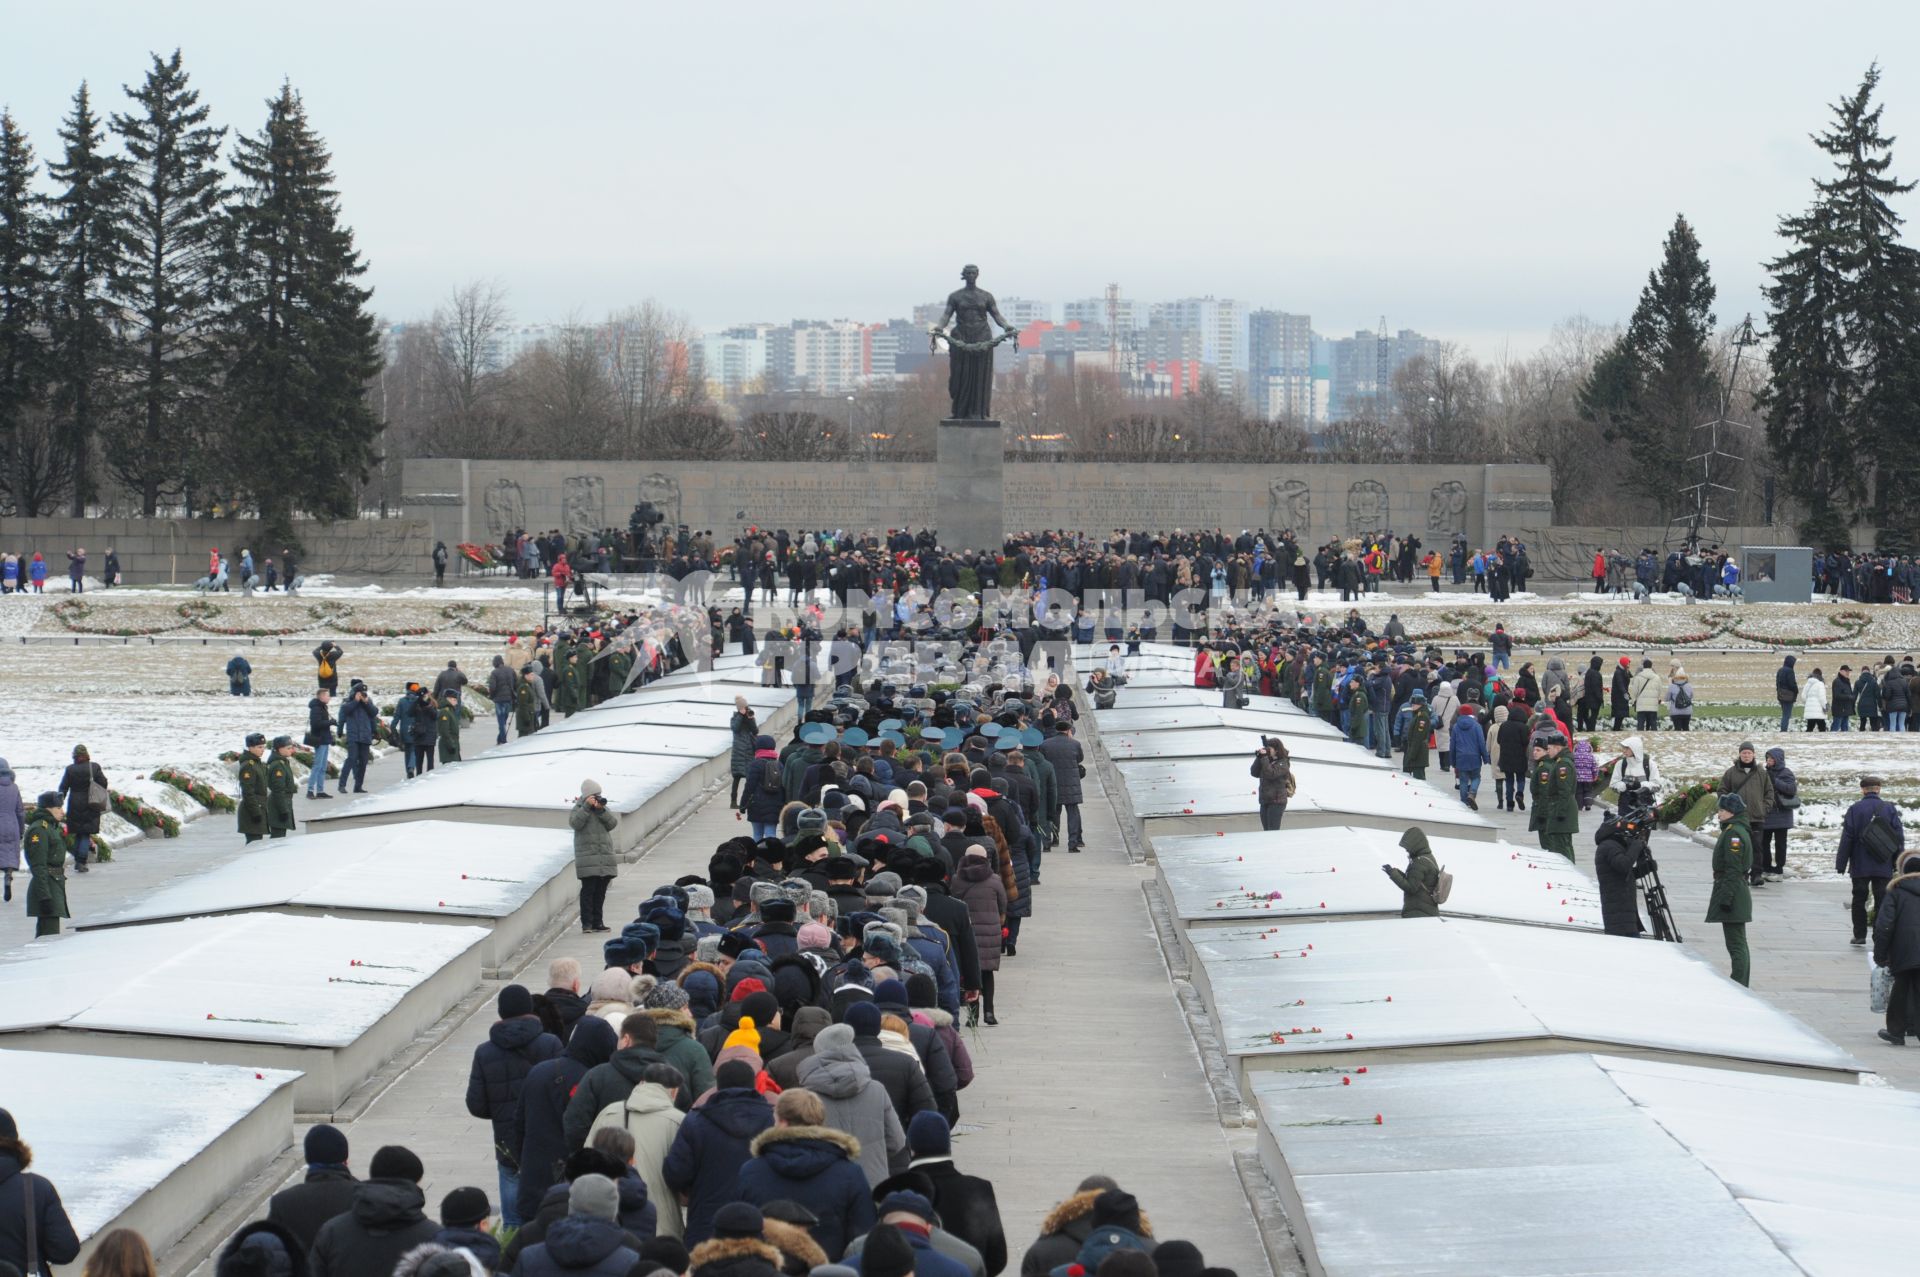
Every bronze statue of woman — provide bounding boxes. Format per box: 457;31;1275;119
931;264;1020;419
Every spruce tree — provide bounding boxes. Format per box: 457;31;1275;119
1577;214;1720;517
1763;64;1920;548
44;83;123;515
222;83;382;540
108;49;227;515
0;110;50;510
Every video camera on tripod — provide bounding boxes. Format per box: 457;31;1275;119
1616;780;1682;942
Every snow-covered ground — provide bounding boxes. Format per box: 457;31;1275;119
4;694;312;797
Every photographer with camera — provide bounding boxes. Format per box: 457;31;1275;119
1249;737;1292;831
570;779;620;934
1593;802;1651;938
1218;652;1248;709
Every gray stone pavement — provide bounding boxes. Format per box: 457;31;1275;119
180;732;1275;1272
1433;771;1919;1088
0;713;502;951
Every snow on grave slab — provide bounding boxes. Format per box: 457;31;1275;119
491;722;733;760
1113;757;1496;840
1153;827;1601;935
1195;917;1860;1096
303;748;704;852
1093;705;1345;740
1249;1053;1920;1277
536;700;748;733
0;1050;298;1266
1100;726;1391;771
1091;687;1310;713
80;821;577;974
598;682;793;711
0;914;487;1114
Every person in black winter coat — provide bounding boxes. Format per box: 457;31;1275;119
465;985;561;1228
663;1061;778;1245
1873;851;1920;1044
503;1152;654;1272
846;1001;936;1123
1578;656;1604;732
0;1108;81;1277
307;1147;440;1277
895;1111;1006;1275
514;1015;617;1226
55;746;105;872
510;1170;644;1277
215;1219;309;1277
564;1017;666;1151
268;1124;359;1254
1592;813;1648;938
741;736;786;838
1775;654;1799;733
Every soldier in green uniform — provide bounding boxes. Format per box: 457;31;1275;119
237;731;270;844
1403;689;1431;780
551;638;576;715
561;650;588;718
24;791;71;936
438;690;464;763
1707;792;1754;986
1312;662;1335;724
515;669;540;737
1528;731;1579;861
608;642;634;699
265;735;298;838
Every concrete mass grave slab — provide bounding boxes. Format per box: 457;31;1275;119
1113;756;1496;839
79;821;577;975
302;748;703;851
1093;705;1346;739
1153;826;1602;936
1251;1053;1919;1277
491;721;733;760
1100;726;1393;771
0;1050;299;1270
0;913;487;1114
595;681;793;712
1195;917;1860;1098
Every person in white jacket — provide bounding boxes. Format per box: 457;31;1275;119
1801;668;1829;731
1431;681;1460;772
1612;735;1662;800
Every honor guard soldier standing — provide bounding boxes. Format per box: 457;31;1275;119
237;732;270;844
266;735;299;839
1529;731;1580;861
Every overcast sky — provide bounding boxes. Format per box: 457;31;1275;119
8;2;1919;355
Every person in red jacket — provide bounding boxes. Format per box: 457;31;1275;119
551;553;572;613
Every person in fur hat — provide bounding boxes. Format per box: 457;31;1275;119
734;1089;873;1259
1020;1179;1152;1277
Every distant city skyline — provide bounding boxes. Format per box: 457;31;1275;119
10;3;1916;361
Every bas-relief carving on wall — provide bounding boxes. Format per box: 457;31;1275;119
1267;478;1311;535
1346;479;1390;534
1428;480;1468;532
638;473;684;530
482;479;525;539
562;475;605;534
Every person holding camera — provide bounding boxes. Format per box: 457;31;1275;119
571;779;620;933
1593;809;1650;938
1217;653;1248;709
1249;737;1292;831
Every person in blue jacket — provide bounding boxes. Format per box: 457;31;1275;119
1448;703;1489;810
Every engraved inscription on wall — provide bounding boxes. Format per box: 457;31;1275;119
1004;474;1235;532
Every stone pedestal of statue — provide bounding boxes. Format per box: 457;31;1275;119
935;417;1004;554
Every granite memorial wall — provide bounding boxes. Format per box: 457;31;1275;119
403;457;1555;553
